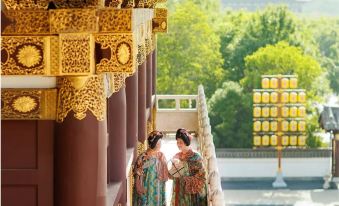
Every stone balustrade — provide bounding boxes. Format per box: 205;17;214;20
197;85;225;206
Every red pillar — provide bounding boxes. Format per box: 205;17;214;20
55;111;107;206
146;54;153;110
152;49;157;96
126;72;138;148
138;62;147;142
107;87;127;182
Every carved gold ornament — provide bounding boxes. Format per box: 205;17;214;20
117;43;131;65
155;8;167;18
1;89;57;120
12;96;37;113
137;44;146;65
95;34;135;74
2;0;101;10
1;36;45;75
107;73;127;97
98;9;132;33
2;10;50;35
137;140;148;155
57;75;106;122
50;9;98;33
59;34;94;75
145;38;152;55
152;18;167;33
17;45;42;68
161;21;167;30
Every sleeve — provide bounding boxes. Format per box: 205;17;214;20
183;153;206;194
133;154;144;176
157;152;169;181
168;153;180;180
133;154;146;194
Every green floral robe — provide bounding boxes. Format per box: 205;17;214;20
171;150;208;206
133;151;168;206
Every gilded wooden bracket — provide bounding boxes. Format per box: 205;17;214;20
1;89;57;120
49;9;98;33
1;36;48;75
95;34;136;74
1;35;94;76
98;9;133;33
1;10;50;35
152;8;167;33
2;0;105;10
1;8;154;35
56;75;106;122
57;34;95;75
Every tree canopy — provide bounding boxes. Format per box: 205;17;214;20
157;0;224;97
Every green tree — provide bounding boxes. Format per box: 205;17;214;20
309;19;339;94
219;6;317;82
241;41;325;94
157;1;224;97
208;81;252;148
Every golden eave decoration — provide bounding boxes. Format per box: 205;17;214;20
1;8;159;76
1;89;57;120
56;75;106;122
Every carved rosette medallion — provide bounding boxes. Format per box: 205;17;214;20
56;75;106;122
1;36;45;75
1;89;57;120
95;34;135;74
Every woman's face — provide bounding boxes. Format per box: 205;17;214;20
176;138;188;152
154;139;162;151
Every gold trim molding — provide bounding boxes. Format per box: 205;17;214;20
1;89;57;120
56;75;106;122
2;8;154;35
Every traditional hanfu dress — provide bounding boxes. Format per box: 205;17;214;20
133;150;168;206
171;149;208;206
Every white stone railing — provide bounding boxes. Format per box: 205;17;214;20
156;94;198;111
156;95;199;132
197;85;225;206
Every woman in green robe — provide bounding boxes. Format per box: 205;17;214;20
170;128;208;206
133;131;168;206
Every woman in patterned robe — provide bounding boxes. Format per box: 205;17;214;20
170;128;208;206
133;131;168;206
